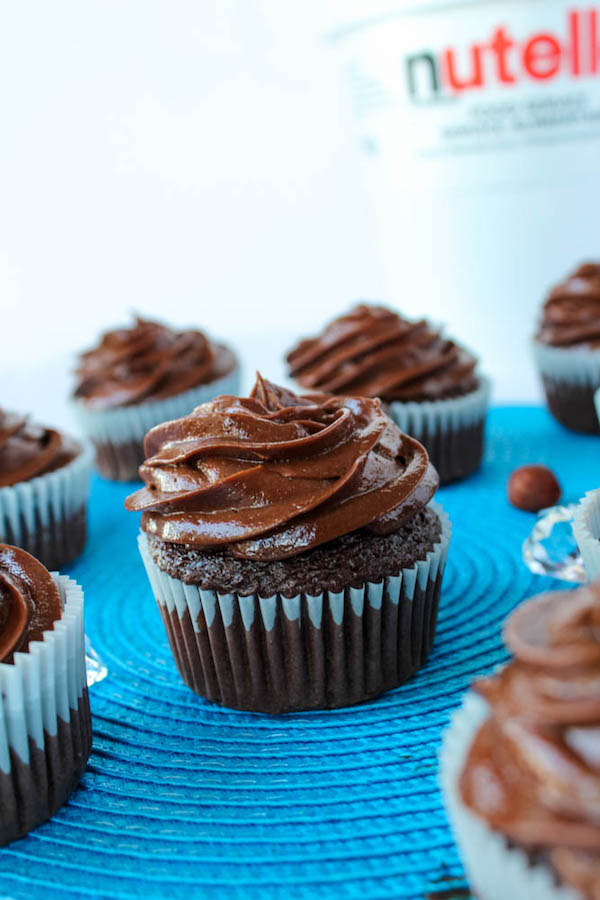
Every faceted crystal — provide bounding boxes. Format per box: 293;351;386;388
522;504;586;583
85;635;108;686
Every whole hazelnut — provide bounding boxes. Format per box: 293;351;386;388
507;465;561;512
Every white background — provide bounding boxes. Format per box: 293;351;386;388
2;0;569;434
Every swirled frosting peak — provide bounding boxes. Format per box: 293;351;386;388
74;316;236;410
0;410;78;488
286;304;478;402
0;544;62;664
537;262;600;348
460;581;600;899
125;374;439;561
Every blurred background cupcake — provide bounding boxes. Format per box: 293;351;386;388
0;544;91;845
126;374;451;714
0;409;92;569
573;488;600;581
72;316;239;481
533;263;600;434
286;303;490;484
441;581;600;900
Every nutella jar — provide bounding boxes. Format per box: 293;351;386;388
326;0;600;398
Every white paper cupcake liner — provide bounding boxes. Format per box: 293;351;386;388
72;365;241;445
72;365;241;481
137;501;451;713
0;574;92;845
532;341;600;387
440;693;582;900
573;488;600;581
387;376;491;484
0;443;94;570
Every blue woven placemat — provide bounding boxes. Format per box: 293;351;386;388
0;406;598;900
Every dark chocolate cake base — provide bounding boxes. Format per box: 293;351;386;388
147;507;441;597
141;507;450;713
0;690;92;846
1;505;87;571
93;438;145;482
541;376;600;434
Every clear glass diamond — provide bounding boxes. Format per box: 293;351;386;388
85;635;108;686
522;504;586;583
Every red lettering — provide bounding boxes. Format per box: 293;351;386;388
489;26;516;83
442;45;483;91
569;10;581;75
591;9;598;74
523;34;561;80
409;8;596;102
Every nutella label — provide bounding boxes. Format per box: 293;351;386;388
327;0;600;400
335;2;600;185
406;10;599;101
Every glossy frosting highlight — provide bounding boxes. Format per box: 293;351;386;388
537;262;600;348
460;582;600;899
0;410;79;488
126;374;439;561
286;304;478;402
74;316;236;411
0;544;62;664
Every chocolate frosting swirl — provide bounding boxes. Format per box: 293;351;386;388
537;263;600;348
0;544;62;664
0;410;79;488
74;316;236;411
286;304;478;402
125;374;439;561
460;582;600;899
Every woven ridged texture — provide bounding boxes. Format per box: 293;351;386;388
0;406;597;899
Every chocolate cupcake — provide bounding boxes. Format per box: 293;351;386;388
533;263;600;434
126;374;451;714
0;410;93;570
573;488;600;581
72;316;240;481
0;544;91;845
441;581;600;900
286;304;490;484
